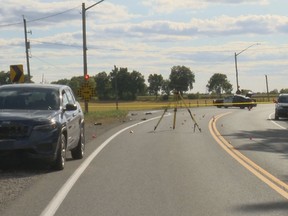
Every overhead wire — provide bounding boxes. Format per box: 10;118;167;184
26;5;80;24
0;4;80;28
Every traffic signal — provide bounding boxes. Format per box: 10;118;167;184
84;74;90;80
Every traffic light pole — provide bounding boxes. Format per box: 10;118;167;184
82;0;105;113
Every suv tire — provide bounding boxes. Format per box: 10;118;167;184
53;133;66;170
71;125;85;160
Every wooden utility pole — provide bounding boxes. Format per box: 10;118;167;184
23;17;31;82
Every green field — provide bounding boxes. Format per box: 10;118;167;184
83;99;216;112
82;97;274;123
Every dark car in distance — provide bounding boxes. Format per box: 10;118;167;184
274;94;288;120
0;84;85;170
213;94;257;109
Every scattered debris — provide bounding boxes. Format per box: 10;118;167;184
130;130;134;134
92;134;96;138
145;112;152;115
131;113;138;116
94;122;102;126
141;118;147;121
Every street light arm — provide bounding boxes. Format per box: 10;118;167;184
234;42;260;93
236;43;260;56
86;0;105;11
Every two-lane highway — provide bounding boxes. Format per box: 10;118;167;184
2;104;288;215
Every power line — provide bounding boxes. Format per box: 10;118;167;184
31;40;82;48
26;5;80;23
0;5;80;28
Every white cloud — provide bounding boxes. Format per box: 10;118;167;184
1;0;288;92
142;0;269;14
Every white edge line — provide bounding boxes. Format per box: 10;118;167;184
268;113;287;129
40;114;166;216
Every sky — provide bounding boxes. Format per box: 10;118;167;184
1;0;288;93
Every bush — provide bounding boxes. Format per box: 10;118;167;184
161;95;169;101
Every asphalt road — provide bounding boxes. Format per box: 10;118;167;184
2;104;288;216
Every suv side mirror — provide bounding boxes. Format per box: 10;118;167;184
65;103;77;111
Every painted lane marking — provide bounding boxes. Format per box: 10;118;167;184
268;113;287;129
209;113;288;200
40;114;168;216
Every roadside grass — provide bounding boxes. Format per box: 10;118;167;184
84;109;128;124
83;99;215;111
82;98;274;124
81;100;214;124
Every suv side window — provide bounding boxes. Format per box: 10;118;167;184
62;89;75;107
66;89;76;104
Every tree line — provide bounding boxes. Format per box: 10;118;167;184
1;66;287;100
0;65;198;101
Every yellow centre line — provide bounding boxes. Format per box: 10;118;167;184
209;112;288;200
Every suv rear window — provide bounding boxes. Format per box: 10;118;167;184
278;95;288;103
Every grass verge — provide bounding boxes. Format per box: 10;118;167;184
84;109;128;124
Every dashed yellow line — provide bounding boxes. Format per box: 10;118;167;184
209;112;288;200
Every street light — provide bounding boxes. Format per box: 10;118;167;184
234;43;260;94
82;0;105;113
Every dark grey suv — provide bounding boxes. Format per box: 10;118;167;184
275;94;288;120
0;84;85;170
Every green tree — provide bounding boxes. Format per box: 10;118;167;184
169;66;195;94
95;72;112;100
51;78;70;85
110;67;146;100
0;71;32;84
0;71;10;84
110;67;130;100
161;79;171;96
206;73;232;95
69;76;82;96
130;70;146;97
270;89;279;94
280;88;288;93
148;74;163;98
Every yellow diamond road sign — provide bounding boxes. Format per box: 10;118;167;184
78;82;95;101
10;64;24;83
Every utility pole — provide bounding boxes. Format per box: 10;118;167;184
82;0;105;113
265;75;270;102
23;16;31;82
113;65;119;110
234;43;260;94
234;52;240;94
